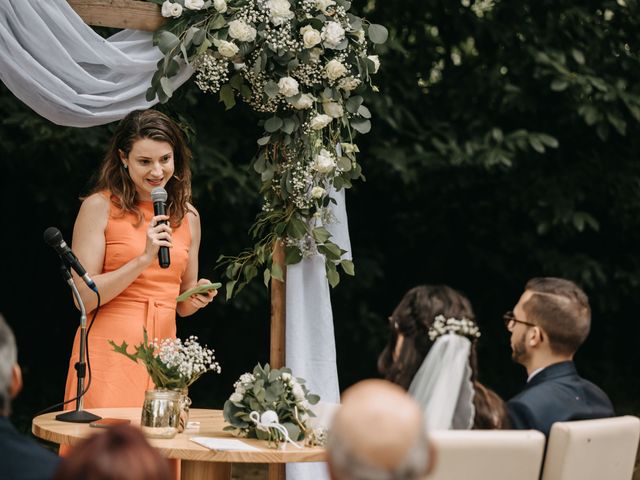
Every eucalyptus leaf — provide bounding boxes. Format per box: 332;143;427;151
155;31;180;54
368;24;389;44
351;118;371;134
264;116;284;132
219;84;236;110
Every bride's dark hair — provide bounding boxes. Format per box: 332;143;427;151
377;284;509;429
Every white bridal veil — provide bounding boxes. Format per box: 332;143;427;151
408;333;476;430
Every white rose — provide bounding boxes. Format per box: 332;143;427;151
161;1;183;18
267;0;294;26
300;25;322;49
310;114;333;130
325;59;348;81
213;0;227;13
278;76;299;97
228;20;257;42
313;149;336;172
315;0;336;14
184;0;205;10
261;410;279;424
322;22;345;49
230;392;244;403
368;55;381;74
338;76;361;91
311;186;326;198
323;101;343;118
291;93;315;110
217;40;239;58
292;383;306;401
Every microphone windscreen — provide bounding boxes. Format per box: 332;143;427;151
43;227;63;246
151;187;168;203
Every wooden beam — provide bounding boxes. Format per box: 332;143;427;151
270;240;286;369
67;0;165;31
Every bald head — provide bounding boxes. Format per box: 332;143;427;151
328;380;431;480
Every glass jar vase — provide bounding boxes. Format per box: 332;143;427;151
140;389;180;439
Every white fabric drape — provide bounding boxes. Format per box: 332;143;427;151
0;0;192;127
285;188;348;480
408;334;476;430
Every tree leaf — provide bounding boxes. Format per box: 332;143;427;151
341;259;355;275
312;226;332;243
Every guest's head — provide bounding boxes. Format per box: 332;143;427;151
0;314;22;416
507;277;591;373
53;424;171;480
327;379;433;480
378;285;476;390
93;108;192;223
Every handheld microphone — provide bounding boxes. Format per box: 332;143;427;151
151;187;170;269
43;227;98;292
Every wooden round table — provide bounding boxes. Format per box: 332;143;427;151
33;408;326;480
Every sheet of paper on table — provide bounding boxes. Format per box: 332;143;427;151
190;437;263;452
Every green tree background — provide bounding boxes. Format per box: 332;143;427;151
0;0;639;436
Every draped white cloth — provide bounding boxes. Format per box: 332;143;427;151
1;2;343;477
0;0;192;128
408;334;476;430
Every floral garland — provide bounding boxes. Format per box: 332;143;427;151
428;315;481;342
145;0;387;297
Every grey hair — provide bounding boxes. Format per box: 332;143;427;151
328;426;431;480
0;314;17;415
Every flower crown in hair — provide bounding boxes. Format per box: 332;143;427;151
428;315;481;341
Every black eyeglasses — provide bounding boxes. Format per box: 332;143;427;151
503;311;537;329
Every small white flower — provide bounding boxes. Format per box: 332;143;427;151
184;0;205;10
217;40;239;58
278;77;300;97
291;93;316;110
325;59;348;81
354;29;365;43
341;142;359;154
267;0;294;26
322;22;346;49
229;20;257;42
604;9;614;21
311;186;326;198
313;149;336;172
230;392;244;403
368;55;380;74
235;384;246;395
161;1;183;18
310;114;333;130
213;0;227;13
315;0;336;15
338;76;361;92
281;372;292;382
292;383;306;401
300;25;322;49
323;101;344;119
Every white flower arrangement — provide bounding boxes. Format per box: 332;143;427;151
428;315;482;342
110;329;221;390
223;364;320;447
145;0;387;297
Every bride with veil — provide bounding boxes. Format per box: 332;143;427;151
378;285;509;430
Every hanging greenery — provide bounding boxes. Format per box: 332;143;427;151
144;0;387;298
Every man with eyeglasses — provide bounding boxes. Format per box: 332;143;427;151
504;277;614;436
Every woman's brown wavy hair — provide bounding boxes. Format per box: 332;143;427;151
91;109;192;226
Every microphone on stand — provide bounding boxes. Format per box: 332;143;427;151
151;187;170;269
43;227;98;292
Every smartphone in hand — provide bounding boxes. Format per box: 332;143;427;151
176;282;222;302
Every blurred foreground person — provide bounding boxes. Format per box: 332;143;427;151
505;277;614;436
53;424;170;480
327;379;434;480
0;313;60;479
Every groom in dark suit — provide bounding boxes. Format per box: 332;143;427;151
505;277;614;436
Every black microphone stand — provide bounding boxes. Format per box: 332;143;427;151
56;263;101;423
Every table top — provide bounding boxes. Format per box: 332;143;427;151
32;408;326;464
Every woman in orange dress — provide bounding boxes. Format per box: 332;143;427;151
63;109;217;411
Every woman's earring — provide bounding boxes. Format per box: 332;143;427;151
122;163;128;169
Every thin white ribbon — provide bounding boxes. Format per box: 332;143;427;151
249;410;302;449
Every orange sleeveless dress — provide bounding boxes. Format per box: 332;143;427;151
63;193;191;409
